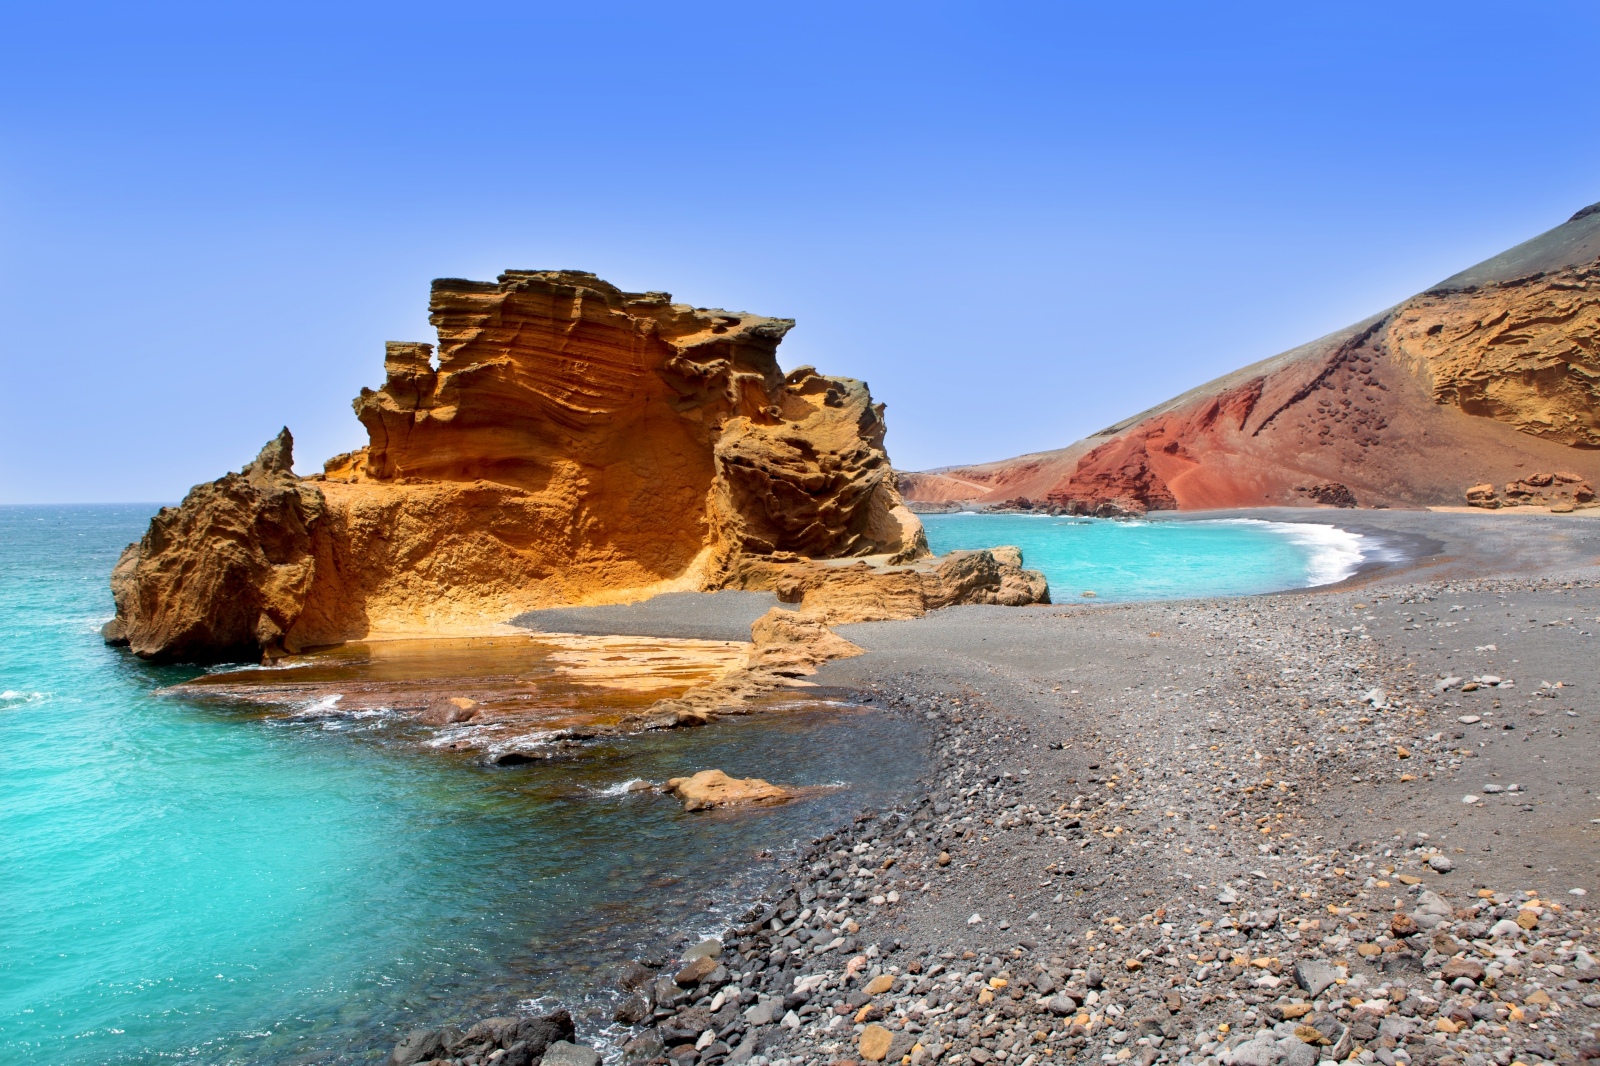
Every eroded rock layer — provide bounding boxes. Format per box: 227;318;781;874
901;205;1600;513
107;271;1037;663
104;430;325;661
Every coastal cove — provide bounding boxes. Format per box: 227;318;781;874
0;505;929;1066
919;514;1367;602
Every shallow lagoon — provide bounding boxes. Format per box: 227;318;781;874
920;513;1363;601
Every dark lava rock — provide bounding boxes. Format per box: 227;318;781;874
501;1040;536;1066
618;960;656;990
623;1030;666;1065
543;1040;603;1066
677;955;719;986
391;1030;445;1066
615;991;653;1025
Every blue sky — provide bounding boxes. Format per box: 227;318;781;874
2;2;1597;503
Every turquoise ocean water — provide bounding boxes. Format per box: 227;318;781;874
920;513;1363;601
1;507;1362;1065
0;506;925;1066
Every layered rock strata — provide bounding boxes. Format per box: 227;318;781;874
103;429;325;661
901;204;1600;513
107;271;1041;663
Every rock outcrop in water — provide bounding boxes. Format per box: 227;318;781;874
666;769;791;811
103;429;327;661
107;271;1044;663
900;204;1600;513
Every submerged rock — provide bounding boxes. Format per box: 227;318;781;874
417;696;478;725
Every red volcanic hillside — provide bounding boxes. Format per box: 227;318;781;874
900;204;1600;514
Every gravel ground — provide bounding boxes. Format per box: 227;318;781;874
391;514;1600;1066
513;591;796;642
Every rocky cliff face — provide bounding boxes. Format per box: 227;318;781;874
901;204;1600;513
104;430;326;660
1389;261;1600;447
107;271;1033;663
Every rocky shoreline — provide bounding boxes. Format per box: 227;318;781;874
381;559;1599;1066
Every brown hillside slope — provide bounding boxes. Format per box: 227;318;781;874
901;204;1600;513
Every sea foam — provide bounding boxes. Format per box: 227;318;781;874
1218;519;1364;587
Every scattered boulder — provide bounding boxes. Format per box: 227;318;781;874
859;1023;893;1061
1441;957;1485;983
1298;483;1358;508
683;938;723;962
666;769;791;811
675;955;720;985
622;1030;666;1065
1294;960;1339;998
543;1040;603;1066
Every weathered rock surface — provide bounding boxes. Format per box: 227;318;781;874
1390;259;1600;447
108;271;1039;663
901;205;1600;512
103;429;326;662
666;769;791;811
765;548;1052;625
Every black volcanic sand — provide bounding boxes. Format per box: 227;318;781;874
515;590;798;641
391;512;1600;1066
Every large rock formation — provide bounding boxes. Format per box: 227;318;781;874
900;204;1600;513
103;430;326;661
107;271;1041;663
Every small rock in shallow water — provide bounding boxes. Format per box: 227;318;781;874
617;960;654;990
417;696;478;725
390;1029;444;1066
667;770;790;811
623;1032;666;1066
615;991;652;1025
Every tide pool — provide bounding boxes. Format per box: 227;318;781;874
0;506;924;1065
920;513;1363;601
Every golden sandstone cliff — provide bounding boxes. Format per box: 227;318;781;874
106;271;1046;663
900;203;1600;515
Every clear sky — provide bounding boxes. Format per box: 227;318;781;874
3;2;1597;503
